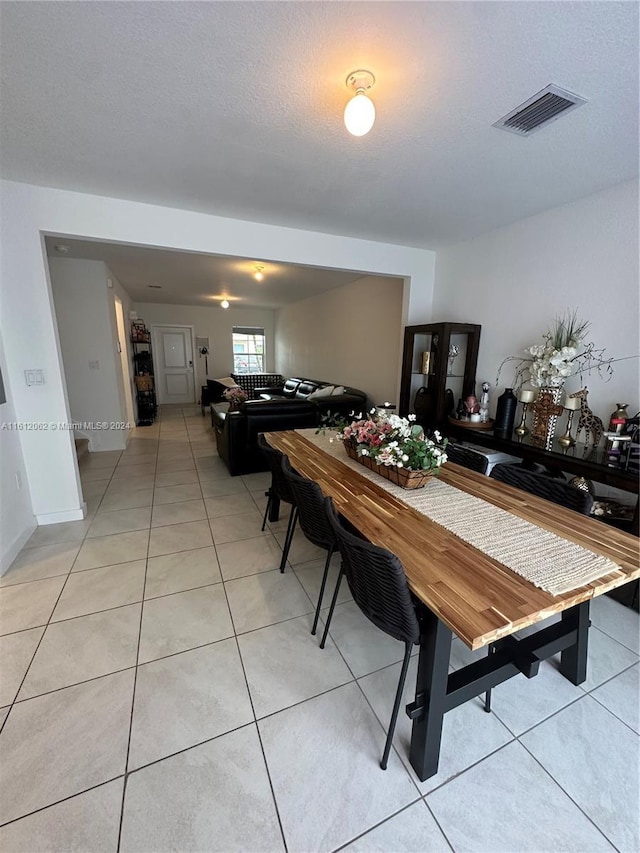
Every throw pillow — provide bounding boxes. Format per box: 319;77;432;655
307;385;334;400
331;385;346;395
217;376;239;388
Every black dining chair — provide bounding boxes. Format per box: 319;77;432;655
322;496;422;770
257;434;298;574
280;456;338;636
489;463;594;515
446;443;489;475
483;461;594;712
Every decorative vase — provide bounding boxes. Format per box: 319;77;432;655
494;388;517;438
608;403;629;435
530;385;564;450
343;440;433;490
568;475;595;496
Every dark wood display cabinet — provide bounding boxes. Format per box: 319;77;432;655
399;322;481;429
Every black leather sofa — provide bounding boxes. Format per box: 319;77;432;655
211;377;368;475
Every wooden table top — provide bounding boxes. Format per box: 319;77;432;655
265;430;640;650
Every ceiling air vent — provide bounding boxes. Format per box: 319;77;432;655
493;84;587;136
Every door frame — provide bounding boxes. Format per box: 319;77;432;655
151;324;197;405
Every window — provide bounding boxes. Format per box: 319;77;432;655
232;326;265;374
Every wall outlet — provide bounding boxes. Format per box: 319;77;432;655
15;471;22;490
89;360;100;370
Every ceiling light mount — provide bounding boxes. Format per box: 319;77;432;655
344;70;376;137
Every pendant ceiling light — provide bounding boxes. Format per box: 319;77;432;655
220;299;230;309
344;70;376;137
253;264;264;282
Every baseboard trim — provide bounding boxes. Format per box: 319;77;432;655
0;520;37;575
36;505;87;525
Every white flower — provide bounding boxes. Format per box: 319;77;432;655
408;413;416;422
402;454;409;462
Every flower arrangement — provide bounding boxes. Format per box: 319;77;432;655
496;310;614;389
223;386;248;406
337;408;448;473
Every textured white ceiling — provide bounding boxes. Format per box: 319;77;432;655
3;2;638;249
44;237;372;309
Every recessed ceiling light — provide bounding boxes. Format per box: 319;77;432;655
54;244;70;254
220;299;230;309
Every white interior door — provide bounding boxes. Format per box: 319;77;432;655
153;326;195;404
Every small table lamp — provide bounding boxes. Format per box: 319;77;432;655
514;389;535;437
558;395;581;448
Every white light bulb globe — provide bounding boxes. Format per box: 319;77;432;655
344;91;375;136
220;299;230;309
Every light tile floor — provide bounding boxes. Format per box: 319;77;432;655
0;405;638;852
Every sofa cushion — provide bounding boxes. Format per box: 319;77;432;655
307;385;334;400
282;378;302;398
296;380;324;398
207;379;233;403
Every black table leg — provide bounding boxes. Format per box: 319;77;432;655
268;493;281;523
408;608;452;781
559;600;590;685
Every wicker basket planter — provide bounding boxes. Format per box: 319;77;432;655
343;439;433;490
134;375;154;391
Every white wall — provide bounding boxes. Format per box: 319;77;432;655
134;303;276;390
49;258;128;451
433;180;639;422
275;275;404;405
108;268;136;432
0;179;435;541
0;332;36;573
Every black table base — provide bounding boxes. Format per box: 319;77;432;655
407;601;590;781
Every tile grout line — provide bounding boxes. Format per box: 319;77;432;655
516;721;622;850
0;449;126;732
116;414;163;852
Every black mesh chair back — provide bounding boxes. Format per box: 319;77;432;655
281;456;335;551
281;456;337;635
324;498;420;645
489;463;594;515
446;444;489;475
257;433;295;506
323;496;421;769
257;434;298;573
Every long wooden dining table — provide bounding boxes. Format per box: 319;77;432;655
265;429;640;781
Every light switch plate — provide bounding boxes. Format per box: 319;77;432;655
24;369;45;386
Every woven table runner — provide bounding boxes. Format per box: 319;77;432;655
300;430;620;596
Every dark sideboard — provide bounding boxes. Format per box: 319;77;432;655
446;423;639;609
